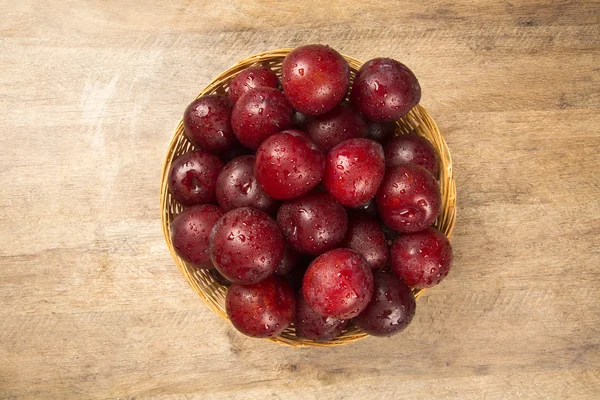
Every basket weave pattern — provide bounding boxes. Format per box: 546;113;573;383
160;48;456;347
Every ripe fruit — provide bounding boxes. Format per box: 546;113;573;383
323;138;385;207
281;44;350;115
341;213;388;271
183;95;238;154
226;276;295;338
354;271;416;336
255;129;325;200
302;248;374;319
231;87;293;150
295;292;347;341
390;227;453;288
376;164;441;233
168;150;224;206
384;134;439;176
277;191;348;255
210;208;284;284
304;102;368;151
171;205;223;267
228;65;279;104
216;155;278;214
350;58;421;122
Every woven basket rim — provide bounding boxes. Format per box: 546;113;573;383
160;48;456;348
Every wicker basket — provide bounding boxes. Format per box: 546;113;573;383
160;48;456;347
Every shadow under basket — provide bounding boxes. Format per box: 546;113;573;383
160;48;457;348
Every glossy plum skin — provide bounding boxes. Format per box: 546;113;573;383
216;155;278;214
183;95;238;155
255;129;325;200
302;248;374;319
277;191;348;255
281;44;350;115
341;213;388;271
209;208;284;284
323;138;385;207
367;121;396;144
231;87;293;150
354;271;416;336
274;247;300;276
376;164;441;233
384;134;440;176
171;205;224;268
350;58;421;122
304;102;368;151
228;65;279;104
168;150;224;206
295;292;347;341
226;276;295;338
390;227;453;288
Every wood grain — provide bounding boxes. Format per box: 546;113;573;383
0;0;599;398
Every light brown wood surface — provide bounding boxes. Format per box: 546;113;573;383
1;1;599;398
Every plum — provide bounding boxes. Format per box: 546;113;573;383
302;248;374;319
168;150;223;206
390;227;453;288
376;164;441;233
323;138;385;207
210;208;284;284
354;271;416;336
170;204;223;267
281;44;349;115
350;58;421;122
277;191;348;255
183;95;238;155
226;276;295;338
255;129;325;200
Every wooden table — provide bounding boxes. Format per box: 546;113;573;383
1;1;599;398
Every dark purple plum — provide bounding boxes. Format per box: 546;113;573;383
183;95;238;155
302;248;374;319
231;87;293;150
350;58;421;122
255;129;325;200
376;164;441;233
228;65;279;104
170;204;223;268
226;276;295;338
281;44;350;115
341;213;388;271
385;134;439;176
209;208;284;284
304;102;368;151
295;292;347;341
354;271;416;336
277;191;348;255
322;138;385;207
390;227;453;288
168;150;224;206
216;155;278;214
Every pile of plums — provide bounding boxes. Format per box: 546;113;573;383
168;44;453;341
